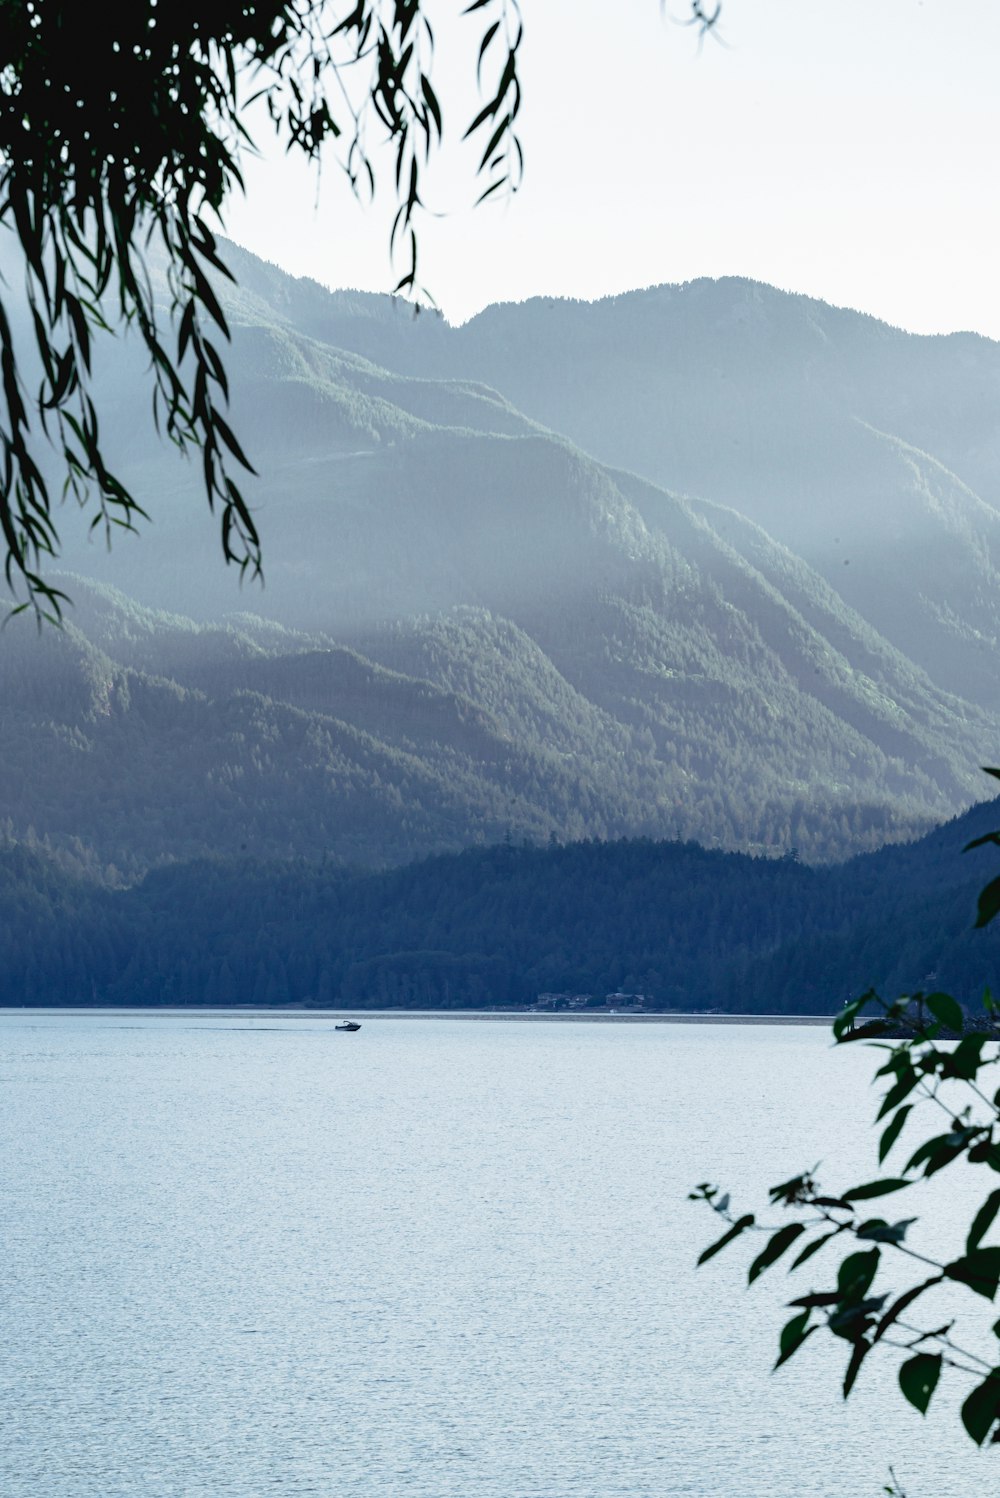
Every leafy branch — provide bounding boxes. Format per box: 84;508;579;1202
693;983;1000;1446
0;0;730;619
0;0;527;619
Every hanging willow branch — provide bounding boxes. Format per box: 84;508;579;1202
0;0;526;618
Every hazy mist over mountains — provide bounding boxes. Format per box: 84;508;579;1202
11;242;1000;881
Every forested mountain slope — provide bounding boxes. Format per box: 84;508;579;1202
5;797;1000;1014
12;462;1000;875
1;588;637;878
230;257;1000;711
10;246;999;868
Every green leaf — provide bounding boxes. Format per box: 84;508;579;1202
873;1275;944;1345
420;74;442;139
899;1352;942;1414
790;1229;842;1270
976;877;1000;929
944;1247;1000;1300
833;997;866;1041
875;1052;907;1082
828;1295;888;1341
748;1223;806;1284
876;1067;919;1121
843;1337;872;1398
476;110;512;173
962;1370;1000;1445
968;1190;1000;1253
843;1178;910;1203
768;1171;815;1206
476;19;500;82
697;1213;754;1266
963;831;1000;852
837;1248;880;1301
905;1130;975;1178
774;1309;815;1370
926;992;963;1033
879;1106;913;1164
977;1142;1000;1173
856;1217;916;1244
942;1035;988;1081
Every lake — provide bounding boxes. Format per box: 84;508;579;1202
0;1013;991;1497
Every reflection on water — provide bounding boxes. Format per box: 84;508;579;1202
0;1014;989;1497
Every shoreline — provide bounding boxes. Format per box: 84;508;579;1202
0;1007;835;1026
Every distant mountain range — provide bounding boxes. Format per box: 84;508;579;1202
4;243;1000;878
220;256;1000;710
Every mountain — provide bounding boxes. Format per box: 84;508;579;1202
0;584;629;877
6;247;1000;1006
16;412;1000;875
4;245;996;871
240;263;1000;711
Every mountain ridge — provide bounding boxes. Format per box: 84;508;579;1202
9;242;1000;872
231;255;1000;709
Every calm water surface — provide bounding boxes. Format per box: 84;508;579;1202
0;1015;991;1497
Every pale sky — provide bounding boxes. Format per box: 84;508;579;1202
223;0;1000;337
